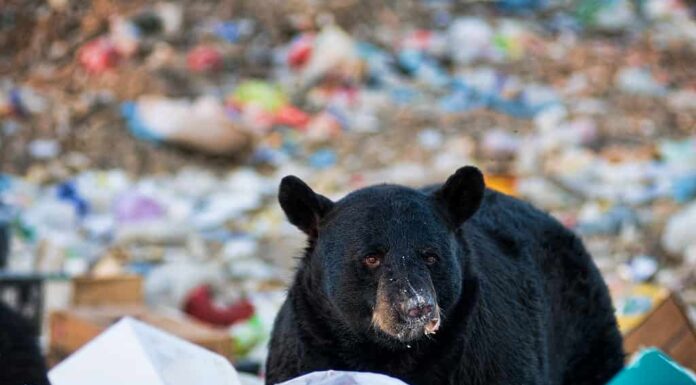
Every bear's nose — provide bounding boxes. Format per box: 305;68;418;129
406;304;434;319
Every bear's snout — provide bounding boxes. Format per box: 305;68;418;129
399;297;441;336
406;303;433;319
372;272;441;341
399;296;435;320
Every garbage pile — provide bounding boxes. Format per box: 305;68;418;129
1;0;695;370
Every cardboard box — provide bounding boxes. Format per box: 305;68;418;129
49;305;234;362
614;284;696;371
71;275;143;306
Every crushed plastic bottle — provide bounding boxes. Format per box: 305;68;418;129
114;192;165;223
230;314;266;357
297;25;360;86
308;149;337;169
447;18;495;64
28;139;61;159
615;67;667;96
229;81;288;115
576;204;639;236
78;38;121;73
109;17;141;57
482;130;521;158
662;201;696;258
417;129;444;150
184;285;255;327
576;0;637;32
212;19;255;43
287;33;315;69
187;45;224;72
0;85;48;118
619;255;659;283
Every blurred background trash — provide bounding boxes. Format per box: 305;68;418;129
122;96;252;155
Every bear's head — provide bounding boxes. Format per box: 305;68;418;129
279;166;485;345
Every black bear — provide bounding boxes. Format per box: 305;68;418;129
0;301;50;385
266;166;623;385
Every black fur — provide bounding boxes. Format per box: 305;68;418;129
0;301;49;385
267;166;623;385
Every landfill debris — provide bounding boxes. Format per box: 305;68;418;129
662;202;696;259
78;38;122;73
611;283;696;371
187;45;224;73
144;261;227;309
122;96;252;155
183;284;255;327
1;0;695;376
576;0;638;32
615;67;667;96
295;25;361;87
49;317;242;385
28;140;61;159
211;20;255;44
607;348;696;385
619;255;659;283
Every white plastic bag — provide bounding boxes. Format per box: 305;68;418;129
277;370;409;385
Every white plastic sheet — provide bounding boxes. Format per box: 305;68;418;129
49;317;241;385
278;370;409;385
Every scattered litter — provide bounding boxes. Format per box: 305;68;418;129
619;255;659;283
187;45;224;73
662;202;696;258
122;96;251;155
28;140;61;159
615;67;666;96
78;38;122;73
1;0;695;377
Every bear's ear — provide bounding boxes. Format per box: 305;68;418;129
433;166;485;228
279;175;334;237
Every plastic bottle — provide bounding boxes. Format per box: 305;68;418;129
78;38;121;73
187;45;224;72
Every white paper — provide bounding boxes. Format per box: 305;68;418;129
49;317;241;385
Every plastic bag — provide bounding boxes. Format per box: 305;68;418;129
278;371;409;385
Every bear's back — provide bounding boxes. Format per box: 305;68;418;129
464;189;622;384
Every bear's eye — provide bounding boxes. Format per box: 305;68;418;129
363;254;382;268
423;252;438;265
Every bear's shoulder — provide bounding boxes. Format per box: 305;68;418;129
472;189;571;240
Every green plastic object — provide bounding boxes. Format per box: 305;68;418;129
231;80;287;113
608;348;696;385
230;314;265;356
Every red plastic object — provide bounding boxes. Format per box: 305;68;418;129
183;285;255;327
187;46;224;72
78;38;121;73
287;34;314;69
274;105;311;128
401;29;434;51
